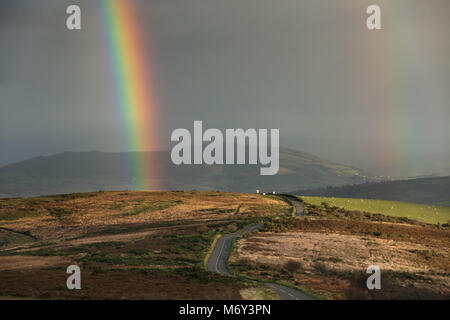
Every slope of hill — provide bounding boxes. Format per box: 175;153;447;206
0;148;372;197
295;176;450;206
0;190;290;299
301;196;450;224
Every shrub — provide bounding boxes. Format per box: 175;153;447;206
284;260;303;273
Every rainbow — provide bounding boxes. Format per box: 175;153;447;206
341;3;447;177
99;0;161;190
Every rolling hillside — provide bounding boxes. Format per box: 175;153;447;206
0;148;372;197
295;176;450;206
301;196;450;224
1;190;448;299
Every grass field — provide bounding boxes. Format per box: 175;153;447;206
300;196;450;225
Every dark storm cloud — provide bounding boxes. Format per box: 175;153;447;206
0;0;449;176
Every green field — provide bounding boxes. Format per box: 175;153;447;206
300;196;450;225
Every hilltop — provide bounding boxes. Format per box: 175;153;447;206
0;148;372;197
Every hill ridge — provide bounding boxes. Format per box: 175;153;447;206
0;148;373;197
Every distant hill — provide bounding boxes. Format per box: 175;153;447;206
295;176;450;206
0;148;372;197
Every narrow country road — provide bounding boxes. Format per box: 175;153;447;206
206;224;263;276
283;194;305;216
206;195;314;300
266;283;313;300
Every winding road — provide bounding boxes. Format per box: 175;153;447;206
206;224;263;276
284;194;305;217
206;195;314;300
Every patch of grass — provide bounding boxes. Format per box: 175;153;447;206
19;246;88;256
160;230;218;263
48;208;72;218
301;196;450;224
262;216;295;232
315;256;343;263
408;249;440;260
230;259;275;274
0;206;45;221
27;227;222;270
313;261;330;274
79;250;199;267
196;208;235;215
247;203;291;216
108;201;127;210
133;265;242;285
78;220;185;238
17;242;124;256
120;200;181;216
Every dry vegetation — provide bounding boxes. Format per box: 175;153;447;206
2;191;448;300
230;199;450;300
0;191;289;299
0;191;287;241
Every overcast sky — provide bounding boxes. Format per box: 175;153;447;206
0;0;449;176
